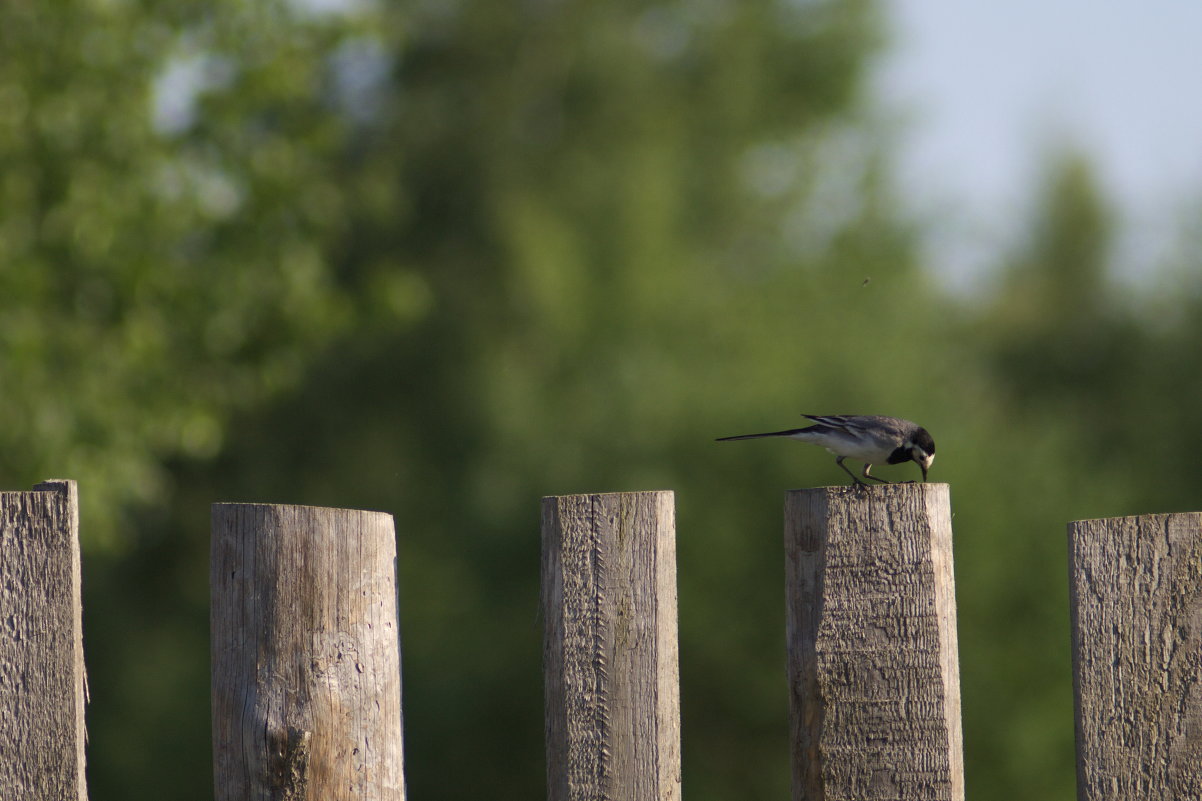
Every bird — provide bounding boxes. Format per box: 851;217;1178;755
716;414;936;485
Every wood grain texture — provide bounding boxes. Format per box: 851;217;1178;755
211;503;404;801
1069;513;1202;800
785;484;963;801
541;491;681;801
0;479;87;801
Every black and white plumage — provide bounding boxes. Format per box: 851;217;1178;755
716;414;936;485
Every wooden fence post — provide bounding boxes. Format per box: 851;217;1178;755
0;479;88;801
1068;513;1202;800
784;484;963;801
541;491;682;801
211;503;405;801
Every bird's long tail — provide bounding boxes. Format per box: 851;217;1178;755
715;428;810;441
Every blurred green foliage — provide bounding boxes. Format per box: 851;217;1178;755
3;1;1201;800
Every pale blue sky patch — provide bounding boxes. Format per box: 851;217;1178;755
875;0;1202;291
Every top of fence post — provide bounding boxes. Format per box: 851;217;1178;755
541;490;682;801
1069;512;1202;800
0;479;87;801
210;502;404;801
784;483;963;801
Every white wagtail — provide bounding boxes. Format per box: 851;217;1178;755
716;414;936;485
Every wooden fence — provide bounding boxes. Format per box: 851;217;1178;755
1;479;1200;800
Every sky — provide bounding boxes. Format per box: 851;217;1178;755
874;0;1202;290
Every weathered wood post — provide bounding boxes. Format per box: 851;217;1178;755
784;484;963;801
541;491;682;801
211;503;404;801
0;480;88;801
1068;512;1202;800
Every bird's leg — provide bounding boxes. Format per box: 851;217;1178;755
836;456;866;486
862;464;892;484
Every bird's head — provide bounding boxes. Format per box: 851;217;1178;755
907;428;936;481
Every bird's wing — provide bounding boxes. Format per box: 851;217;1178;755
801;414;904;449
803;414;904;431
801;414;875;432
